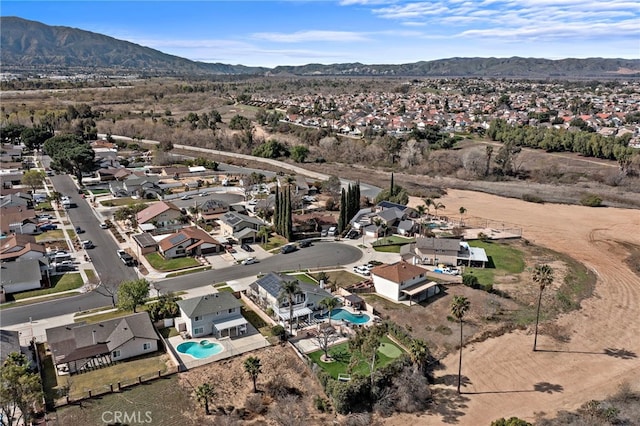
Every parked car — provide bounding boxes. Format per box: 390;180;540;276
39;223;57;231
346;229;360;239
327;226;337;237
241;243;254;252
281;244;296;254
353;265;371;276
81;240;94;249
36;214;54;221
242;257;257;265
298;239;312;248
180;195;192;200
117;249;135;266
75;226;85;234
199;191;209;197
99;222;109;229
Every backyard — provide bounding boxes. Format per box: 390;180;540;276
11;273;84;301
307;336;405;379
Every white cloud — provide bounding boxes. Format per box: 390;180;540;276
251;30;370;43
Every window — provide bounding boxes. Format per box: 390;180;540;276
112;350;121;358
194;327;204;335
228;308;234;314
194;316;201;321
143;343;151;350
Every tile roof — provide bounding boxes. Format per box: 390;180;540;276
371;261;428;284
158;226;220;251
136;201;181;224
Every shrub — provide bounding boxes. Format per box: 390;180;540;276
522;193;544;203
580;193;603;207
314;395;329;413
462;274;480;288
271;324;286;341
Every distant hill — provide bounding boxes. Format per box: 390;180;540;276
2;16;639;78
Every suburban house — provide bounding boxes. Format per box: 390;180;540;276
196;199;229;224
0;206;39;235
400;237;489;268
0;173;23;190
131;232;160;256
46;312;159;375
396;219;416;236
218;212;265;243
136;201;184;233
175;293;247;338
109;174;164;199
158;226;223;259
0;192;33;209
247;272;333;327
0;234;46;262
0;258;48;294
401;237;461;266
370;261;440;304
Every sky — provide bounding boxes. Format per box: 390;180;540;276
2;1;639;68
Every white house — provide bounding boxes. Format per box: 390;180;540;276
45;312;159;375
370;261;440;304
0;258;44;294
248;272;333;327
175;293;247;338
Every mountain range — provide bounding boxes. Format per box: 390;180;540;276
2;16;639;78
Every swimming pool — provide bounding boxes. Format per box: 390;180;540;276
176;340;223;359
316;308;371;324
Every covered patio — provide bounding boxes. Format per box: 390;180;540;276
278;306;313;330
212;316;248;338
402;281;440;305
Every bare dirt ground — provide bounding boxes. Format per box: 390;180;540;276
384;189;640;425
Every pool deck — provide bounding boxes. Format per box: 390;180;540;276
167;325;270;370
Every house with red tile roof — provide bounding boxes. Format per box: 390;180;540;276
158;226;222;259
370;261;440;304
136;201;183;233
0;233;46;262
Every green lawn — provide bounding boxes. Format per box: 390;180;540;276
465;241;525;286
373;236;415;245
308;336;404;379
66;229;76;241
12;273;84;301
290;272;318;284
88;188;110;195
310;270;365;288
100;197;145;207
262;235;288;251
84;269;98;284
145;253;200;271
36;202;53;211
165;266;211;277
35;229;65;242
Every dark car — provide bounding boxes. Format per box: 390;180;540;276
75;226;85;234
39;223;57;231
241;243;254;252
298;239;312;248
281;244;296;254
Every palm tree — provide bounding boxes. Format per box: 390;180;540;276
278;280;302;336
257;225;270;245
319;297;339;326
422;198;433;219
532;264;554;351
450;295;470;394
409;339;430;373
432;201;446;220
195;383;216;415
458;206;467;227
243;356;262;393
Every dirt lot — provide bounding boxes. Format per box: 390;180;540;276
178;345;335;425
383;189;640;425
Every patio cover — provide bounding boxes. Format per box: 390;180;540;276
212;316;248;330
402;281;439;296
278;306;313;321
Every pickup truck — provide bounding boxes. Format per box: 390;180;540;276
117;249;135;266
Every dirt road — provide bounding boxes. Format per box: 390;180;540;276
397;189;640;425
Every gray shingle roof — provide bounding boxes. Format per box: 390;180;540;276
177;292;242;318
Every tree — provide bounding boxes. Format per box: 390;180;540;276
532;264;554;351
490;417;532;426
278;280;302;336
450;295;470;393
42;134;95;185
319;297;339;326
409;339;430;373
0;352;43;426
20;170;45;193
290;145;309;163
243;356;262;393
323;175;342;201
348;323;386;388
117;279;150;313
195;383;216;415
20;126;52;151
432;201;446;220
485;145;494;176
459;206;467;227
257;226;271;245
313;324;339;360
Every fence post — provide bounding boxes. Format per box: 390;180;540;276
110;384;113;392
118;382;121;391
158;370;161;378
138;376;142;384
88;390;92;398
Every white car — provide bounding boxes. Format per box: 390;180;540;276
353;265;370;275
99;222;109;229
242;257;257;265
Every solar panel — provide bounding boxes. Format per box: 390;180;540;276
168;234;188;245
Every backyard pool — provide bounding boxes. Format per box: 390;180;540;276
316;308;371;324
176;340;223;359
